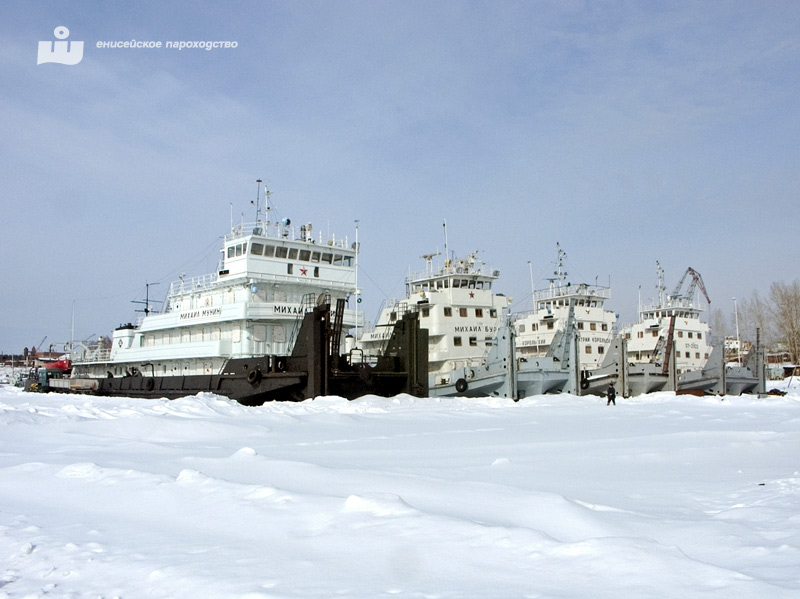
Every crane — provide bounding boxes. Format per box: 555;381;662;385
669;267;710;305
32;336;47;355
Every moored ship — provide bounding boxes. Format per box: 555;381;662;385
58;184;427;402
621;263;712;378
359;249;515;397
513;244;616;373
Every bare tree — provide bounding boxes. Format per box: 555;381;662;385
769;280;800;363
740;290;773;346
710;308;728;342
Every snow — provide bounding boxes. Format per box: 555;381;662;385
1;382;799;598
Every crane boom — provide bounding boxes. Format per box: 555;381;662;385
669;267;710;305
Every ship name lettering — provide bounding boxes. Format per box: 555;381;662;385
180;307;222;320
273;304;303;315
454;325;498;333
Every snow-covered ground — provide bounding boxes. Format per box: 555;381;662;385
1;382;799;598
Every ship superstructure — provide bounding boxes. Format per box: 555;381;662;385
513;244;616;371
72;184;361;381
360;250;514;397
622;262;711;376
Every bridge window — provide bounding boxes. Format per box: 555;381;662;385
444;307;452;317
475;308;483;318
275;246;288;259
251;243;264;255
299;249;311;261
459;308;468;317
288;248;298;260
263;245;275;257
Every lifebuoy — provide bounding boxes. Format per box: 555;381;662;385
455;378;468;393
247;369;261;384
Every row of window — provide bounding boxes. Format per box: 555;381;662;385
629;330;703;339
633;351;709;360
584;345;606;354
452;336;493;347
539;299;601;309
390;306;499;321
412;279;492;292
517;321;610;333
226;242;354;267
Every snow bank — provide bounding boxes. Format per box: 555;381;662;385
1;386;798;598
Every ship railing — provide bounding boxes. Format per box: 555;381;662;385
640;297;706;314
533;284;611;302
226;220;352;250
360;300;419;357
406;265;499;285
361;299;416;336
286;292;332;351
72;346;112;364
168;273;220;298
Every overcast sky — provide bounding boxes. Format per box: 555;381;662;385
2;1;799;354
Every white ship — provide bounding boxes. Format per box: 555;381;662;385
60;185;428;403
359;250;516;397
621;262;712;377
513;244;616;371
73;183;360;379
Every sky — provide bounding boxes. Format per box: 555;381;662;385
2;0;799;354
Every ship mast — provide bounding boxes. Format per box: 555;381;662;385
254;179;262;225
656;261;666;308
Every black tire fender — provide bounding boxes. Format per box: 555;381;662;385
247;369;261;384
455;378;468;393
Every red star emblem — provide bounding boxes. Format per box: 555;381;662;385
469;292;474;298
300;267;308;276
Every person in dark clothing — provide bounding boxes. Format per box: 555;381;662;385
606;382;616;406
